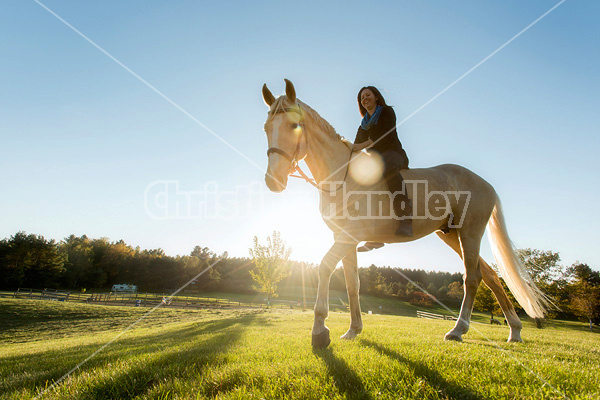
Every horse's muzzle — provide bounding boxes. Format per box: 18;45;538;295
265;172;287;193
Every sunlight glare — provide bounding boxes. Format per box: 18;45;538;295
257;190;330;264
349;152;384;185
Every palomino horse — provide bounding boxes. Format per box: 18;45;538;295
261;79;549;348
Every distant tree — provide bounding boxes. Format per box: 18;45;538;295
360;265;388;295
567;263;600;330
60;235;97;289
446;281;463;300
0;232;65;289
567;263;600;286
191;246;213;261
408;291;433;307
187;246;221;290
473;284;502;321
516;249;566;323
437;284;449;299
426;282;436;297
96;239;135;285
404;281;420;298
570;285;600;331
517;248;563;286
249;231;291;306
395;282;408;300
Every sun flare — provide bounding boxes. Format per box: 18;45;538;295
258;191;331;264
349;151;384;186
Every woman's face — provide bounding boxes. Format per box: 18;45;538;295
360;89;377;113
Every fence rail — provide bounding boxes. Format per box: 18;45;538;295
416;310;457;321
7;288;330;311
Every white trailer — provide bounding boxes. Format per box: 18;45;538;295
111;284;137;293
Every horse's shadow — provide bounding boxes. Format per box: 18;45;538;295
313;347;373;400
7;313;264;399
359;338;485;400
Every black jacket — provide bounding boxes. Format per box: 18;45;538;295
354;106;407;161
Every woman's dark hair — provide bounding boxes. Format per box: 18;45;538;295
357;86;388;117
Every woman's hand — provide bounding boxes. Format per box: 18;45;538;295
352;139;374;152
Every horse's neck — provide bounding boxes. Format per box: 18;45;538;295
302;114;349;185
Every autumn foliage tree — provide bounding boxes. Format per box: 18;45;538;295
446;281;463;300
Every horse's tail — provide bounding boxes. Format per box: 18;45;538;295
486;196;550;319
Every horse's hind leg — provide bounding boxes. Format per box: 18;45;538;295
341;249;362;340
436;230;523;342
480;260;523;342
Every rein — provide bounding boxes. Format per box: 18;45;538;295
267;106;352;194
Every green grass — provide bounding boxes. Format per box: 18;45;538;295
207;287;465;319
1;298;598;399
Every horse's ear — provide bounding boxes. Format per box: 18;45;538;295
262;84;275;107
284;78;296;103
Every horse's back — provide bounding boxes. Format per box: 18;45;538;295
402;163;498;232
402;163;495;196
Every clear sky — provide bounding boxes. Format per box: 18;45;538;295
1;0;598;274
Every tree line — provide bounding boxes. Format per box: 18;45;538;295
0;232;464;299
1;231;598;326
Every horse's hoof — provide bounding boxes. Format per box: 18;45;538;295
508;337;524;343
444;332;463;342
340;329;360;340
312;328;331;349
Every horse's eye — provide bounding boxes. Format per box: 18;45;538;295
291;123;299;129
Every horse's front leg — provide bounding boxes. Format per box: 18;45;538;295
340;249;362;340
312;241;356;349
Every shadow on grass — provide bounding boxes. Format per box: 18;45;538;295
0;298;211;344
359;339;484;400
3;312;265;399
313;347;372;400
82;314;261;399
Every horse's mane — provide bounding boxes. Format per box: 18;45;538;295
269;96;352;147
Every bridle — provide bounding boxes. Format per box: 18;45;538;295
266;105;351;193
266;106;305;176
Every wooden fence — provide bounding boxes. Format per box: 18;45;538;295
7;288;330;311
416;310;457;321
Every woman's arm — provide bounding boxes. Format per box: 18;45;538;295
353;127;372;151
352;139;374;152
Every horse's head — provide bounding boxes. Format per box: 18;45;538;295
262;79;307;192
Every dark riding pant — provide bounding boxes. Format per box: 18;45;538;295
378;150;410;217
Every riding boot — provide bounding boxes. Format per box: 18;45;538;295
387;172;413;237
394;196;413;237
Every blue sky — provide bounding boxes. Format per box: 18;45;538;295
1;0;598;273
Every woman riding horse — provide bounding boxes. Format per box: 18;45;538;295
262;79;549;348
353;86;412;237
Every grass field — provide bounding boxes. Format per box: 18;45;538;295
1;298;598;399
